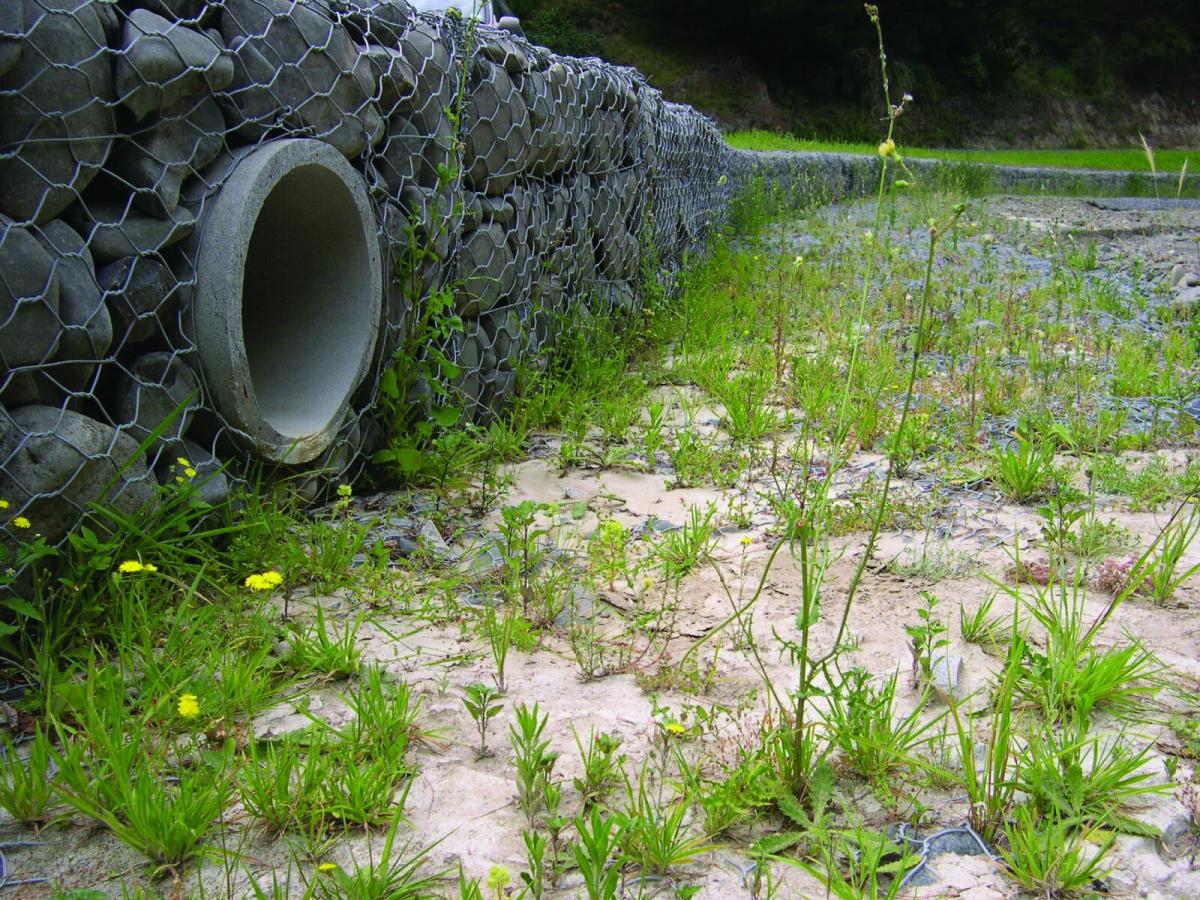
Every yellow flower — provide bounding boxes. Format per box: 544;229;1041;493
12;516;30;529
317;863;338;873
177;693;200;719
664;720;687;736
244;570;283;591
740;536;752;547
0;500;8;510
184;466;197;479
118;560;145;574
144;563;158;573
336;484;352;498
878;138;896;158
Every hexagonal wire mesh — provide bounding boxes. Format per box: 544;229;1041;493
0;0;734;562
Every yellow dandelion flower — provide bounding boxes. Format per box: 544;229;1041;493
176;457;191;468
143;563;158;573
177;693;200;719
317;863;337;873
12;516;30;529
184;466;197;479
0;500;8;510
740;536;752;547
664;721;687;736
118;560;145;574
244;570;282;591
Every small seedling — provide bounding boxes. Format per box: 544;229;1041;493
463;682;503;757
904;591;948;688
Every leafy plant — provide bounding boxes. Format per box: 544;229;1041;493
287;606;363;679
653;504;716;580
904;591;948;688
463;682;504;757
574;806;623;900
988;438;1056;502
510;703;560;827
573;728;625;811
824;668;942;786
619;770;709;876
1000;806;1114;896
0;726;60;827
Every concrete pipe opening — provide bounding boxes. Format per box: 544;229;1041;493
193;139;381;464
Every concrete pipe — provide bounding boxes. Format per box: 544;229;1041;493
192;138;381;464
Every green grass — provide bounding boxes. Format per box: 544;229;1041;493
726;130;1196;174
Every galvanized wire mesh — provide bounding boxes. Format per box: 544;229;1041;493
0;0;734;558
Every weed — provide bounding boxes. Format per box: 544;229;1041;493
510;703;560;827
1141;503;1200;604
958;593;1007;648
482;606;513;693
988;438;1057;502
0;726;59;827
588;519;633;591
573;728;625;811
463;682;504;757
905;591;949;689
653;504;716;580
307;800;444;899
574;806;623;900
619;769;709;876
948;635;1020;842
1000;806;1115;896
287;606;363;679
825;668;942;787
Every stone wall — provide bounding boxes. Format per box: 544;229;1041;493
0;0;732;552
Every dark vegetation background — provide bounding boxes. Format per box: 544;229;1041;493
510;0;1200;148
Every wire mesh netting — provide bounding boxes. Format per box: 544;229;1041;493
0;0;735;564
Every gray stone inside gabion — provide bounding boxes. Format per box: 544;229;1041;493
34;220;111;392
0;215;60;372
0;0;116;225
0;405;158;545
98;255;181;345
115;10;235;121
115;352;201;449
0;0;748;563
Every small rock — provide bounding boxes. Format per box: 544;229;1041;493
97;255;181;343
931;654;963;700
416;518;452;558
1169;286;1200;316
554;585;596;627
1157;813;1197;860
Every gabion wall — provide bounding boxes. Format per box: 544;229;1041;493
0;0;735;554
